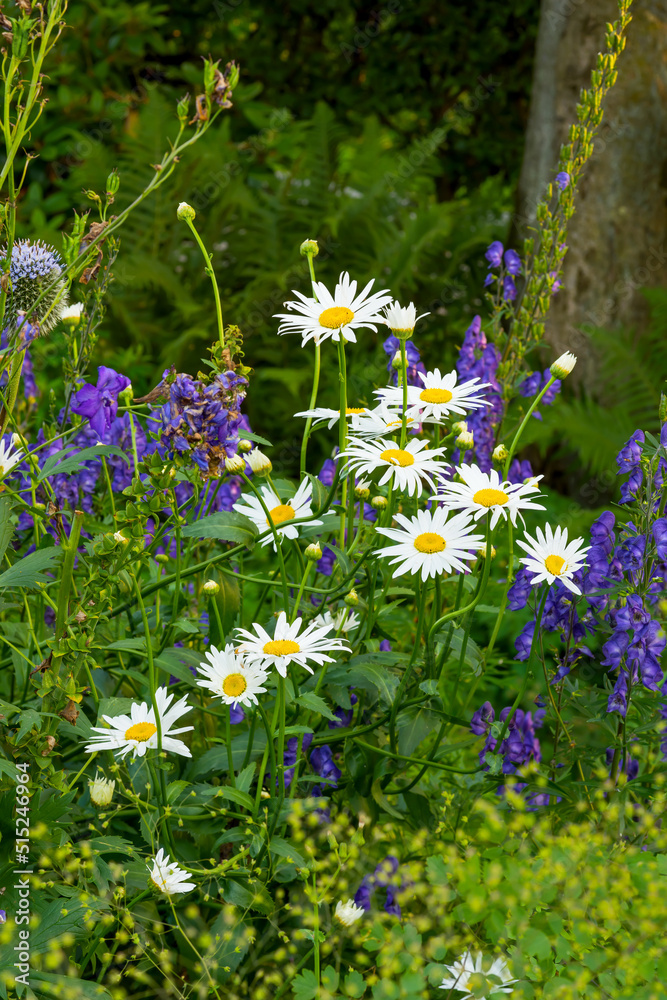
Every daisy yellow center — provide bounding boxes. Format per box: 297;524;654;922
387;417;413;428
545;554;566;576
473;488;509;508
222;673;247;698
263;639;300;656
380;448;415;467
345;407;366;415
414;532;446;553
319;306;354;329
419;387;453;404
125;721;157;742
267;503;295;527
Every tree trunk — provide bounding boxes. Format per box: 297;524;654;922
515;0;667;360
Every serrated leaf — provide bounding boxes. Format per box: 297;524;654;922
37;444;129;482
181;510;259;546
292;969;318;1000
426;856;449;886
296;691;337;721
14;708;42;744
269;836;308;868
0;547;62;589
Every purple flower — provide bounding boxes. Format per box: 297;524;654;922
555;171;570;191
470;701;494;735
230;704;245;725
484;272;496;287
607;672;628;716
519;371;542;398
604;746;638;780
485;241;504;268
616;429;644;474
309;744;341;788
515;620;535;660
504;249;522;275
379;640;392;652
601;630;630;670
71;366;131;437
383;335;426;387
609;594;650;632
628;620;665;691
590;511;616;555
502;276;517;301
653;518;667;560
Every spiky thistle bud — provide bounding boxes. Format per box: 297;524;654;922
5;239;69;334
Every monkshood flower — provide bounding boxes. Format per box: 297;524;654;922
274;271;392;345
555;171;571;190
375;507;484;580
485;241;504;268
440;951;517;998
616;429;645;504
376;368;490;423
84;686;194;759
280;732;313;788
235;611;350;677
518;369;562;418
197;644;269;707
310;744;341;788
471;703;544;774
437;464;545;529
334;899;365;927
233;479;324;548
71;366;131;437
516;524;590;595
381;300;429;336
340;436;447;498
454;315;503;471
382;334;427;387
0;438;24;478
148;849;196;895
354;855;402;917
329;690;358;729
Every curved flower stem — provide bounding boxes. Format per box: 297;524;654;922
183;218;225;353
254;700;279;816
224;708;236;788
495;584;549;747
389;579;429;754
299;251;321;478
485;520;514;659
290;560;313;623
502;375;557;477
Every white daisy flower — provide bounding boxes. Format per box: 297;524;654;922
340;436;447;498
313;608;360;634
376;368;490;423
148;848;196;895
61;302;84;325
381;300;429;335
233;480;324;548
348;402;417;439
440;950;517;997
375;507;484;581
516;523;589;595
88;772;115;807
437;464;545;529
84;686;194;759
274;271;392;346
235;610;350;678
334;898;365;926
293;405;370;429
197;643;269;707
0;438;24;477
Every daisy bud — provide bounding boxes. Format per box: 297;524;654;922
300;239;319;257
118;384;134;406
11;433;22;449
479;543;497;560
334;898;365;927
203;579;220;595
247;448;272;477
113;531;128;544
88;773;115;808
177;201;196;222
305;542;323;561
391;350;403;370
492;443;508;464
155;553;170;564
456;430;474;451
238;438;253;454
61;302;84;326
451;421;468;435
344;589;359;606
225;454;246;474
371;495;388;510
354;480;371;501
550;351;577;379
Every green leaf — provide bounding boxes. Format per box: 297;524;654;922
425;856;449;887
181;510;259;546
306;472;329;511
321;966;339;992
292;969;318;1000
296;691;337;721
397;706;437;757
522;927;552;960
15;708;42;744
222;877;274;914
220;786;254;811
343;969;367;998
30;972;113;999
268;836;308;868
371;777;404;819
37;444;129;482
0;757;20;781
238;427;272;447
0;547;62;589
347;655;403;705
0;496;15;567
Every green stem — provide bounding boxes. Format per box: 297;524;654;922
337;338;348;548
503;375;557;477
389;579;429;754
185;216;225;352
495;585;549;747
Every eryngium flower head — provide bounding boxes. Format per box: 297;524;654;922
6;239;69;333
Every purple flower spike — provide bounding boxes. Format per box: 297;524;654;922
485;241;504;268
71;366;131;437
504;249;522;275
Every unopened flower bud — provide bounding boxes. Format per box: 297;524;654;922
300;239;319;257
113;531;128;544
456;430;474;451
225;454;246;474
247;448;272;477
61;302;84;326
155;553;170;564
11;433;22;449
344;589;359;607
89;773;115;808
371;495;387;510
118;385;134;406
451;421;468;435
354;480;371;501
106;169;120;198
203;579;220;595
550;351;576;379
391;350;403;370
305;542;322;561
238;438;253;453
479;543;496;560
492;443;508;464
176;93;190;122
177;202;196;222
